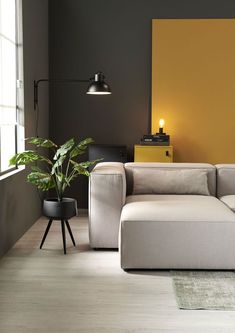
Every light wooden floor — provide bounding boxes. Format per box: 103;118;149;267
0;214;235;333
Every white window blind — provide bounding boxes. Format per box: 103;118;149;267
0;0;24;174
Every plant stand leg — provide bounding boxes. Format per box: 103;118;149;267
61;220;66;254
40;219;53;249
65;220;76;246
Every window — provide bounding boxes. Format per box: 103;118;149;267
0;0;24;175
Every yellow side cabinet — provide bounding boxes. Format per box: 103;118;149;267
134;145;173;162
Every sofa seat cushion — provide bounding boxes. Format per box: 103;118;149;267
122;195;235;223
220;195;235;212
120;195;235;269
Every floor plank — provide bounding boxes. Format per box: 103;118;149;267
0;214;235;332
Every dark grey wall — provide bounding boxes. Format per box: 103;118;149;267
0;0;49;257
49;0;235;208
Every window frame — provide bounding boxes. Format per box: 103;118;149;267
0;125;18;176
0;0;24;176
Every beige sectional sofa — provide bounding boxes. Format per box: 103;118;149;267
89;162;235;269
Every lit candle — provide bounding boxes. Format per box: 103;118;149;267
159;119;165;134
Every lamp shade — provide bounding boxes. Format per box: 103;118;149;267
86;72;111;95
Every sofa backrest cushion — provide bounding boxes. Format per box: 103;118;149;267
125;163;216;196
132;168;210;195
216;164;235;197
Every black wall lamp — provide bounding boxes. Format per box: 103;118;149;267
33;71;111;110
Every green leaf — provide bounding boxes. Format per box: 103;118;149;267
69;146;85;158
74;166;90;177
69;159;102;177
79;159;103;169
69;160;89;176
69;138;94;158
53;138;75;160
9;151;52;166
78;137;94;148
27;171;55;191
52;155;66;174
26;137;57;148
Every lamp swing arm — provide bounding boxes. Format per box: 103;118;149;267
34;78;90;110
34;71;111;110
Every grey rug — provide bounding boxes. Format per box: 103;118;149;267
171;271;235;310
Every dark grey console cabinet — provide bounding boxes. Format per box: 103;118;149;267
88;144;127;169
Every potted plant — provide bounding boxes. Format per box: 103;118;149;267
9;137;100;253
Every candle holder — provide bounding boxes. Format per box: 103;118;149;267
157;119;166;135
158;127;166;135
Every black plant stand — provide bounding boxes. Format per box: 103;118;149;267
40;219;76;254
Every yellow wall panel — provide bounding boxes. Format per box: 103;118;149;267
152;19;235;163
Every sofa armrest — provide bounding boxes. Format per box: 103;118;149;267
89;162;126;248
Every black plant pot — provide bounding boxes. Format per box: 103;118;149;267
43;198;78;220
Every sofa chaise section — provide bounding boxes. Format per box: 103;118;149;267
120;194;235;269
